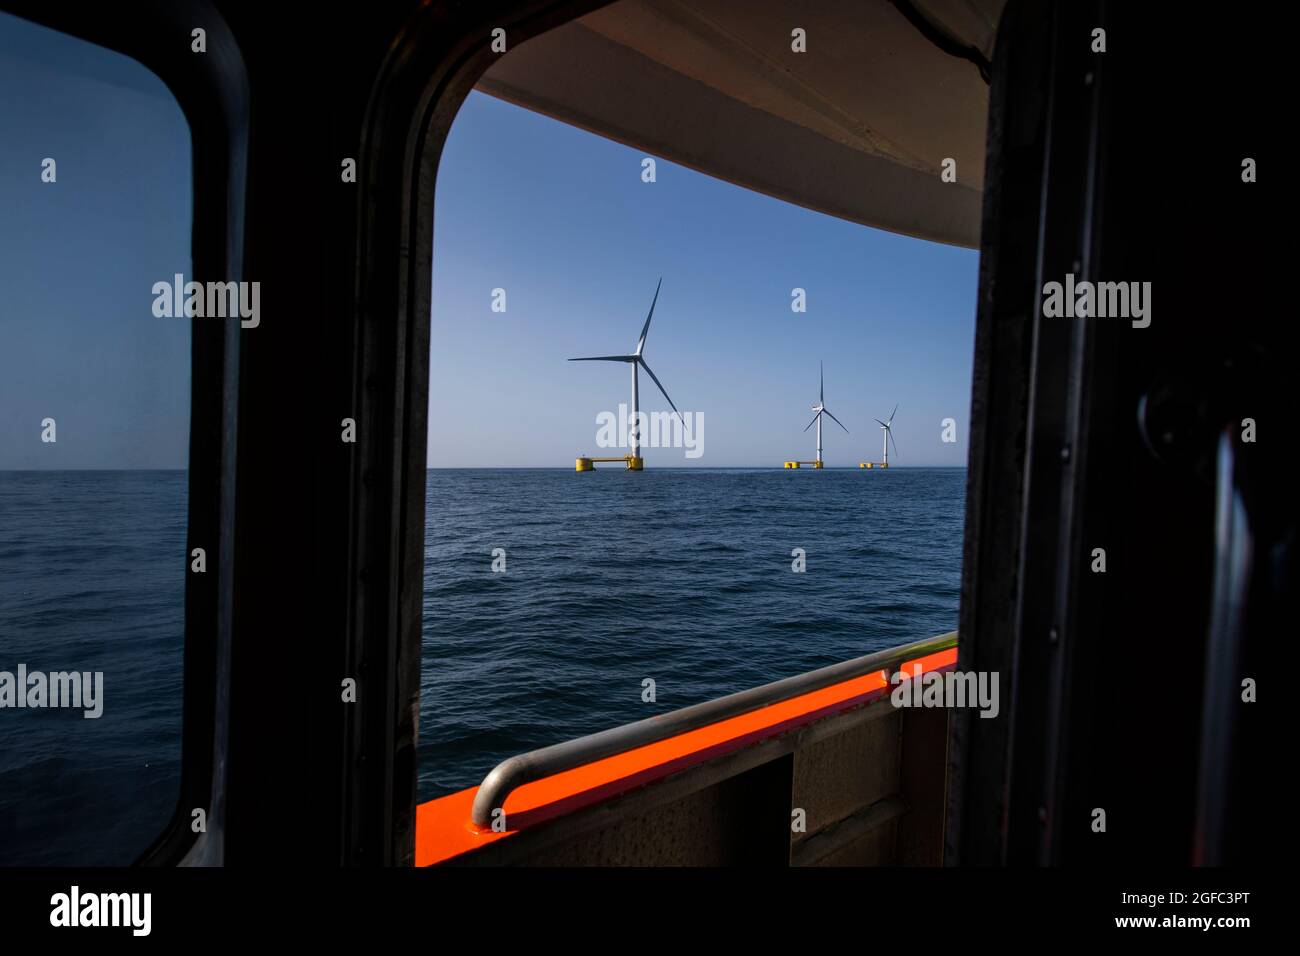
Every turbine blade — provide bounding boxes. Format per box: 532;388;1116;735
887;404;898;426
823;408;849;433
874;419;887;428
888;428;899;459
638;359;683;422
819;361;824;404
803;410;821;432
635;278;663;355
569;355;636;362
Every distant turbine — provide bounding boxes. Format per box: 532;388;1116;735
803;361;849;464
875;404;899;467
568;278;683;465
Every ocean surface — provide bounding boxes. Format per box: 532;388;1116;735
0;471;187;866
0;466;965;864
418;467;965;800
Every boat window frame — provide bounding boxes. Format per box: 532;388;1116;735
0;0;248;866
347;0;637;865
357;0;1007;865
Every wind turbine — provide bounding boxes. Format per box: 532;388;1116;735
803;361;849;466
876;404;899;467
569;278;683;469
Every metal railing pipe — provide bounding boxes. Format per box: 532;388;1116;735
470;631;957;827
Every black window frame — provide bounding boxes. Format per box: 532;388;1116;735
348;0;620;865
353;0;999;865
0;0;248;866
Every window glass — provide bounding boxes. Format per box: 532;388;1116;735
0;11;192;865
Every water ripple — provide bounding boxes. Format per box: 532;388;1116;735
419;467;964;800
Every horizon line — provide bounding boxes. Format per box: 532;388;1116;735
0;464;967;472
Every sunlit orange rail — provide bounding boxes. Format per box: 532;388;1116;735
416;644;958;865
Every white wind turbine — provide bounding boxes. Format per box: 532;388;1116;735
804;361;849;465
569;278;683;464
876;404;899;467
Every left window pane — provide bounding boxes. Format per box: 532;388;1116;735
0;11;192;865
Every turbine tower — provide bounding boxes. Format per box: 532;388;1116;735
802;361;849;466
876;404;899;468
569;278;682;471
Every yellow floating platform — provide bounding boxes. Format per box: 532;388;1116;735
576;455;644;472
783;461;823;469
859;462;888;469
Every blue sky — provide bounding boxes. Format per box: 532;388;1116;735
429;91;979;468
0;10;976;471
0;11;192;470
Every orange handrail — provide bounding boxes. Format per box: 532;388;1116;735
416;637;958;866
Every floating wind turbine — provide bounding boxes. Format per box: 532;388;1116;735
569;278;683;468
875;404;899;467
802;361;849;465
